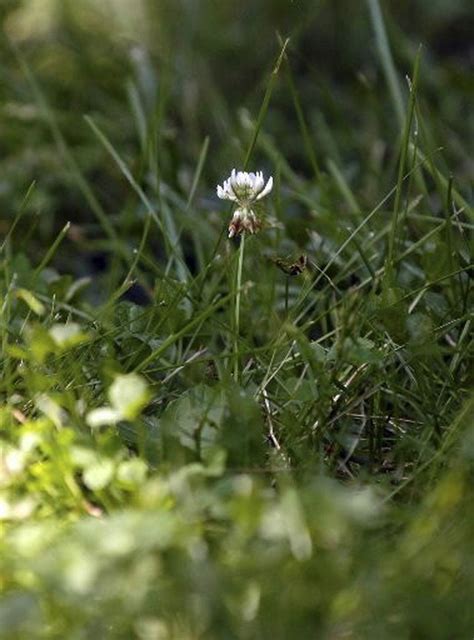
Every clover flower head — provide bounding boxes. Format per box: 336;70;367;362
217;169;273;238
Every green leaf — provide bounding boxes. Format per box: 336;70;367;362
49;323;90;349
35;394;66;428
221;385;265;467
86;407;122;429
372;286;409;341
83;459;115;491
16;288;45;316
24;325;56;363
406;313;434;344
117;459;148;488
280;486;313;561
108;373;151;420
160;384;225;460
328;337;382;365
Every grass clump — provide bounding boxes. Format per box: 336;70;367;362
0;1;473;638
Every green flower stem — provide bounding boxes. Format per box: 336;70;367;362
234;232;246;381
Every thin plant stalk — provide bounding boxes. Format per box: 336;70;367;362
234;232;246;380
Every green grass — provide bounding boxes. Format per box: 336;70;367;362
0;1;473;638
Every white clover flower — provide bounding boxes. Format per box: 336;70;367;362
217;169;273;238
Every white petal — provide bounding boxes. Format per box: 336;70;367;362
217;184;228;199
227;183;239;201
253;173;265;194
218;170;274;207
217;184;237;201
255;176;273;200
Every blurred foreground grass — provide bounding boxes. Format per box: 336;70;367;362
0;1;473;638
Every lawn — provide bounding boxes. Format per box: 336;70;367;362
0;1;473;638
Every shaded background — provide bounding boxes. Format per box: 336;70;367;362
0;0;472;271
